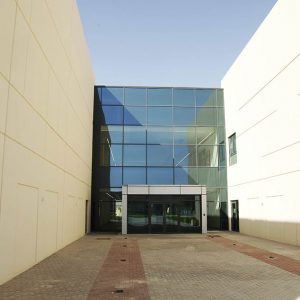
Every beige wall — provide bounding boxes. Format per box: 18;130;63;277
0;0;94;284
222;0;300;246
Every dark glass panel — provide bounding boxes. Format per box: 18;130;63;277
173;89;195;106
128;199;149;233
124;126;146;144
101;87;123;105
173;107;195;126
197;145;219;167
147;167;173;184
174;145;196;167
101;106;123;125
147;88;172;105
147;145;173;166
100;125;123;144
99;191;122;201
125;88;146;106
98;200;122;232
99;167;122;187
179;199;201;233
196;127;217;145
123;167;146;184
174;167;198;184
218;143;226;167
195;89;216;107
150;202;164;233
124;106;146;125
173;127;196;144
99;144;122;166
148;107;172;125
196;107;218;126
123;145;146;166
207;188;221;230
147;127;173;145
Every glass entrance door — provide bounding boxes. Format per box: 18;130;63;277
150;202;164;233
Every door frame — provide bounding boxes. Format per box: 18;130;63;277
231;200;239;232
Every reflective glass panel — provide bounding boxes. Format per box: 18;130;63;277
101;87;123;105
173;107;195;126
125;88;146;106
148;107;172;125
195;89;216;106
196;108;217;126
174;145;196;167
147;145;173;166
102;106;123;124
218;127;225;144
173;89;194;106
216;90;224;107
174;167;198;184
100;144;122;166
219;167;227;187
124;106;146;125
123;167;146;184
218;143;226;167
196;127;217;145
99;191;122;201
99;167;122;187
197;145;219;167
124;145;146;166
147;168;173;184
173;127;196;144
198;167;219;186
124;126;146;144
128;199;148;233
100;125;123;144
147;127;173;145
218;108;225;126
147;88;172;105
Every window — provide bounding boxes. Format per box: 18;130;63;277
228;133;237;165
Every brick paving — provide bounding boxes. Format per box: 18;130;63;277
0;232;300;299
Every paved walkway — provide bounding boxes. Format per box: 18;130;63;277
1;232;300;299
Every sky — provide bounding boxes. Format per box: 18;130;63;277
77;0;277;88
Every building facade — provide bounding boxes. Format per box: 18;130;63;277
222;0;300;246
92;86;228;233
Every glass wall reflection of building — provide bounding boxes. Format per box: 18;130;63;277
92;86;228;232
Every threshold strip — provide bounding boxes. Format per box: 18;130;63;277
207;236;300;276
87;238;150;300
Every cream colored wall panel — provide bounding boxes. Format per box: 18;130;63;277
36;190;58;261
6;87;46;157
0;133;4;195
0;0;16;79
10;7;30;94
17;0;32;22
14;184;38;274
0;75;9;133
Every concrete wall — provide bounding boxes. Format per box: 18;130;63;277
0;0;94;284
222;0;300;246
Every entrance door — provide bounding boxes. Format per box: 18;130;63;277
150;202;164;233
231;200;239;232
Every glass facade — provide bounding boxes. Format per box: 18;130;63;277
92;86;228;232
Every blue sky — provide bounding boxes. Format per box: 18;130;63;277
77;0;277;87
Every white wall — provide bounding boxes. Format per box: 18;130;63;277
0;0;94;284
222;0;300;246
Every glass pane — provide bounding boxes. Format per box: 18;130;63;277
125;88;146;106
196;107;217;126
219;167;227;187
196;127;217;145
124;126;146;144
218;108;225;125
128;200;149;233
99;167;122;187
101;87;123;105
99;144;122;166
148;107;172;125
197;145;219;167
173;89;194;106
198;167;219;186
173;107;195;126
174;145;196;167
98;201;122;232
147;127;173;145
218;143;226;167
99;191;122;201
123;167;146;184
100;125;123;144
174;168;198;184
147;168;173;184
147;145;173;166
179;200;201;233
147;88;172;105
101;106;123;125
150;202;164;233
124;145;146;166
216;90;224;106
174;127;196;144
218;127;225;144
195;89;216;106
124;106;146;125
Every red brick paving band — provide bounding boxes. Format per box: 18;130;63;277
87;238;150;300
207;236;300;276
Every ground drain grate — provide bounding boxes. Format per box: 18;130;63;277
120;259;126;262
113;289;124;294
96;237;111;240
207;235;221;238
123;245;127;247
268;256;275;259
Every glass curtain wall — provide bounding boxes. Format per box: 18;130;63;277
92;86;227;231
